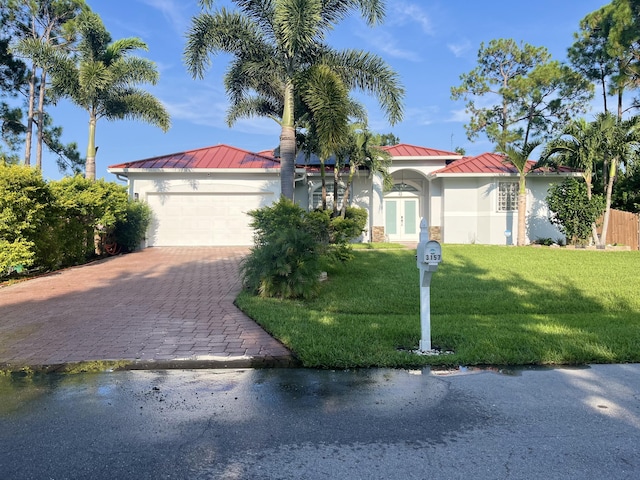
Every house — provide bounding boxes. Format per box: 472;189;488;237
107;143;579;247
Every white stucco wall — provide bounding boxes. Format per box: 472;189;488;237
438;175;564;245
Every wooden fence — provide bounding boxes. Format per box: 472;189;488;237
597;209;640;250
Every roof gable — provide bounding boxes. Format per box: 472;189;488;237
108;144;281;170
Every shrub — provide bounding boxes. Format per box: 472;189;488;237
241;199;368;299
0;164;61;274
546;178;605;245
241;226;321;299
113;200;152;252
0;239;35;276
49;176;130;260
242;198;322;298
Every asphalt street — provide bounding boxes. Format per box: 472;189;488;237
1;365;639;479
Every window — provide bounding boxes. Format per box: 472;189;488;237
312;183;345;210
498;182;518;211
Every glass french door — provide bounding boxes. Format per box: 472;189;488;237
385;197;419;241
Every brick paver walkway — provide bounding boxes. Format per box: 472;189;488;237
0;248;293;369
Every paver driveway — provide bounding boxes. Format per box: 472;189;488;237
0;247;293;369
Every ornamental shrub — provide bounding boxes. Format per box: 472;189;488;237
49;176;130;260
546;178;605;245
113;200;152;252
241;198;369;299
0;164;61;274
242;197;322;298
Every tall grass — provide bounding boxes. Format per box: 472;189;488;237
236;246;640;368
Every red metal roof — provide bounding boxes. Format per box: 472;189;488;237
381;143;460;157
108;144;281;170
433;152;579;175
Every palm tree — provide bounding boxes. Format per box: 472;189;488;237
540;118;604;244
184;0;404;200
300;64;352;211
597;112;640;245
502;141;542;246
337;124;391;218
51;11;170;180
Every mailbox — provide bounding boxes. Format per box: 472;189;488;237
423;240;442;266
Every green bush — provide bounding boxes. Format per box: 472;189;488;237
0;239;35;275
49;176;130;260
113;200;152;252
547;178;605;245
241;226;321;299
242;198;322;298
0;164;61;274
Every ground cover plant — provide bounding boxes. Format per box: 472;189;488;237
236;245;640;368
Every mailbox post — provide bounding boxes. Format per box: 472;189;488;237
416;218;442;352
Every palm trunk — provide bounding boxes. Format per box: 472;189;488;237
35;70;47;170
85;112;97;180
600;159;617;246
279;81;296;200
517;174;527;246
320;159;327;210
585;173;599;245
24;65;36;166
332;165;339;217
340;165;356;218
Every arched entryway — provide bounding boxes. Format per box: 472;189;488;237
384;180;422;242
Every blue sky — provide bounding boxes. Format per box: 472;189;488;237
41;0;609;181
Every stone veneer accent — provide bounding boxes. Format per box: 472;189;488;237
372;226;385;243
429;226;442;242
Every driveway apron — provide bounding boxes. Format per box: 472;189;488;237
0;247;293;369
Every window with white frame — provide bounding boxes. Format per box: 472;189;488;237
311;183;345;210
498;182;518;211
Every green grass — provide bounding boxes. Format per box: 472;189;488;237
235;245;640;368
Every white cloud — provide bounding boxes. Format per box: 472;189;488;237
139;0;190;34
390;1;434;35
364;30;421;62
448;40;472;58
404;105;439;126
162;85;280;136
447;108;470;123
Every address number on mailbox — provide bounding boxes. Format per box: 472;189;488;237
424;252;441;263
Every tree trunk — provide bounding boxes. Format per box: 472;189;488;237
85;113;97;180
320;159;327;210
600;159;617;246
517;175;527;246
35;70;47;170
332;166;339;217
585;174;599;245
279;81;296;200
340;166;356;218
24;65;36;166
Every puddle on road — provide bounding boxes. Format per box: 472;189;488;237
429;364;591;377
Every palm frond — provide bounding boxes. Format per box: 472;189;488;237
325;49;404;124
103;89;170;131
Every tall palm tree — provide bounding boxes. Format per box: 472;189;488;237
597;112;640;245
184;0;404;200
502;141;542;246
541;118;604;244
51;11;170;180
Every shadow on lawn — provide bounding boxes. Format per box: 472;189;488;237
427;249;640;364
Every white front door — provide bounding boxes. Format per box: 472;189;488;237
385;197;419;241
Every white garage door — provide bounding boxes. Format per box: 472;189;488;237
146;192;273;246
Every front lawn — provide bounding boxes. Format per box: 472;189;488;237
236;245;640;368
